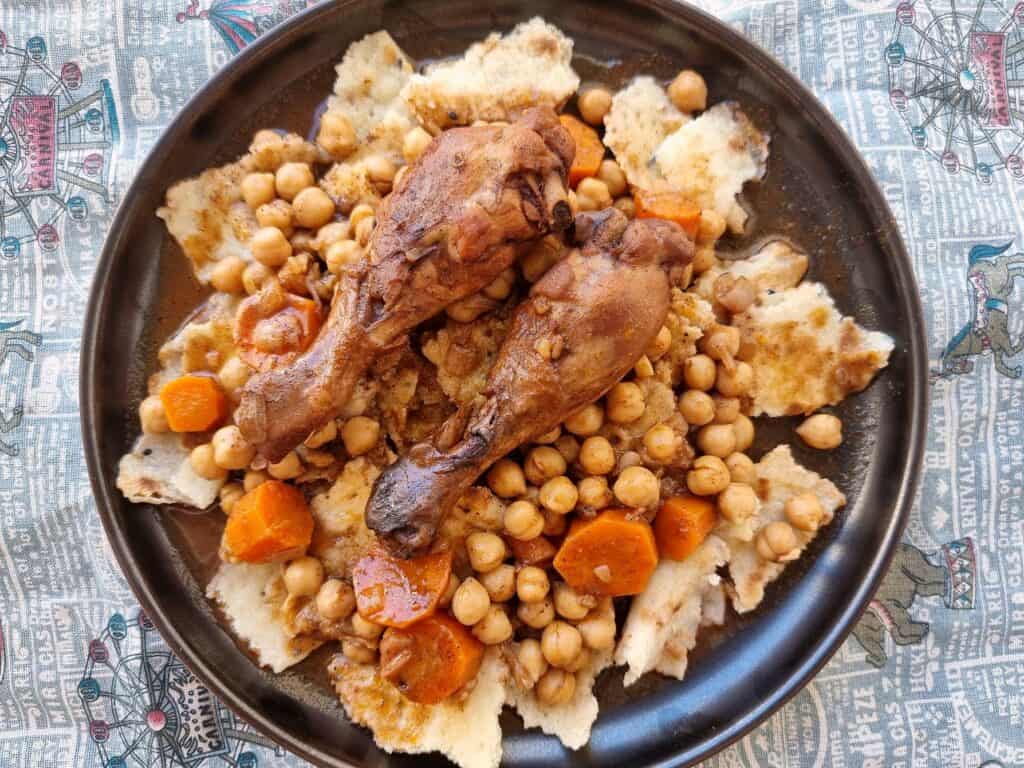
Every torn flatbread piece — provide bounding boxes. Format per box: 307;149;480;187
329;649;507;768
614;535;729;685
402;18;579;133
735;281;894;416
654;102;769;233
116;432;224;508
723;445;846;613
693;239;809;303
207;562;323;672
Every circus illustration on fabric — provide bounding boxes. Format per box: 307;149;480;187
886;1;1024;182
935;241;1024;379
79;611;284;767
0;319;41;456
0;32;118;259
176;1;318;54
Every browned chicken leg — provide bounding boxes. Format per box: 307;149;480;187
236;108;574;461
366;209;694;555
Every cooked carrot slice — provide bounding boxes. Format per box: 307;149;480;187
654;495;717;561
160;375;227;432
508;536;558;567
553;509;658;596
221;480;313;563
352;549;453;628
634;189;701;238
379;613;484;705
559;114;604;186
235;291;322;372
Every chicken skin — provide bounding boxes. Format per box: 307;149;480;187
236;108;574;461
366;209;694;555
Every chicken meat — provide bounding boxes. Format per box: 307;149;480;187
366;208;694;555
236;107;575;461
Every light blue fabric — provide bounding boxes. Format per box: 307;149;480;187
0;1;1021;765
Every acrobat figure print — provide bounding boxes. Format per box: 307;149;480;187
176;1;318;54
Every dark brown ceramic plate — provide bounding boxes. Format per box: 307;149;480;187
81;1;927;766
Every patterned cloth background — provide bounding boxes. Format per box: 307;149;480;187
0;0;1019;765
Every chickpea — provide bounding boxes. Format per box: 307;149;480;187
440;573;460;607
797;413;843;450
564;403;604;436
241;172;277;209
535;668;576;705
268;450;303;480
785;492;827;532
563;647;592;673
304;420;337;449
678;389;714;427
686;455;730;496
577;611;616;650
614;196;636;218
209;256;247;294
256;199;294;234
697;208;727;245
597;159;627;197
718;482;759;524
283;556;324;597
692;246;716;274
606;382;645;423
354;216;376;247
139;395;169;434
478;564;516;603
553;581;596;621
483;267;516;301
555;434;580;464
503;499;543;540
364;155;397;189
696;423;737;458
251;226;293;267
341;416;379;456
756;520;801;562
466;532;507;573
578;177;613;211
516;566;551;603
716;361;754;398
317;111;357;157
578;476;612;509
521;237;562;282
542;508;568;537
578;436;615;475
190;444;227;481
725;452;757;486
325;239;362;273
275;162;314;201
535;426;561;444
516;638;549;687
348;203;375;231
712;395;741;424
714;273;756;314
633;355;654;379
342;639;376;664
402;126;433;163
212;425;257;470
242;262;274;295
243;469;269;492
700;324;740;363
292;187;336;229
219;482;244;515
578;86;613;125
732;414;755;452
524;446;567;486
541;621;583;668
644;424;680;462
517;596;555;629
452;577;491;625
668;69;708;113
487;459;527;499
316;579;356;620
613;465;661;508
539;476;578;515
314;220;350;252
351;612;385;639
683;354;717;391
617;450;644;474
646;325;673;360
473;605;513;645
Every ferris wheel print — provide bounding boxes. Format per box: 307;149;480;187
78;611;284;767
886;1;1024;183
0;31;118;260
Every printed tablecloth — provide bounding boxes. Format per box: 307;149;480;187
0;1;1020;766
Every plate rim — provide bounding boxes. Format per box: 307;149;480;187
80;2;929;766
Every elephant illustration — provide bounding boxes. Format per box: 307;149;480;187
853;539;975;668
936;242;1024;379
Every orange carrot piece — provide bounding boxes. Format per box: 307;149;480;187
559;114;604;186
353;549;453;628
508;536;558;567
221;480;313;563
654;495;718;561
553;509;659;596
235;293;323;372
379;614;484;704
160;375;227;432
633;190;701;238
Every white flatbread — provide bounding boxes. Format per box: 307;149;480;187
694;239;809;302
604;76;688;191
116;432;223;508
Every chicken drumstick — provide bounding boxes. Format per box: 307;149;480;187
236;108;574;461
366;208;694;555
